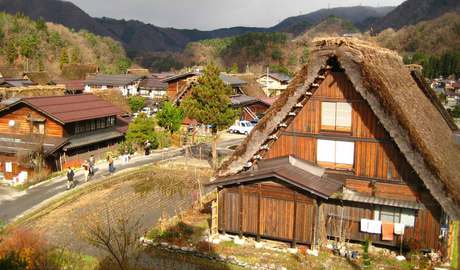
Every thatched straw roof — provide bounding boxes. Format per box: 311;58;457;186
218;37;460;220
24;72;53;85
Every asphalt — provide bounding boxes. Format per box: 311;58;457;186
0;137;244;224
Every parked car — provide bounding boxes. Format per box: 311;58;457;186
228;120;254;135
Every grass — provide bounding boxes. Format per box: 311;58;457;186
49;249;99;270
452;221;459;269
149;248;246;270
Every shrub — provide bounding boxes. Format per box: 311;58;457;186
128;96;146;113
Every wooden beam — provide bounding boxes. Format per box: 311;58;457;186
292;191;297;248
257;183;262;242
221;189;226;234
239;185;243;238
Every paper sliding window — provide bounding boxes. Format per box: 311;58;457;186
321;102;352;132
317;140;354;170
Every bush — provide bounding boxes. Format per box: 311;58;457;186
125;115;159;149
0;228;55;270
128;96;146;113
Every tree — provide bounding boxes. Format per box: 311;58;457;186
60;49;69;70
127;96;146;113
156;101;184;134
181;63;239;168
19;35;38;72
117;58;131;73
35;17;47;32
125;115;158;149
81;207;142;270
70;48;80;64
229;63;239;74
5;40;18;64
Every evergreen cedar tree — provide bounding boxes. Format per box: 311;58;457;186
181;64;239;134
157;101;184;134
125;115;158;149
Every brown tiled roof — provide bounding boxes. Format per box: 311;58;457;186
9;94;125;124
54;80;86;91
85;74;144;87
209;156;343;199
139;76;167;89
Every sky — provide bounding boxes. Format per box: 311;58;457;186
69;0;405;30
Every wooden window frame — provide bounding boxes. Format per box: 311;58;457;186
320;101;352;134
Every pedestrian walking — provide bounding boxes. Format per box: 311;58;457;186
82;161;90;182
66;167;75;190
89;155;95;176
144;140;151;156
107;155;115;173
123;150;130;163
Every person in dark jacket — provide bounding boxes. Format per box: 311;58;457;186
66;168;75;190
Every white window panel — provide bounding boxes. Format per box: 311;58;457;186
5;162;12;173
335;141;355;165
401;209;416;227
321;102;336;128
336;103;352;130
317;139;336;163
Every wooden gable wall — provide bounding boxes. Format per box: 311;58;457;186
0;104;64;137
264;72;428;202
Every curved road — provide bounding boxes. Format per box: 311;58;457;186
0;137;243;223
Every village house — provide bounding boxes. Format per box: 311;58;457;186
138;75;168;101
209;38;460;256
231;94;271;121
0;94;126;182
257;72;292;97
163;71;248;104
84;74;145;96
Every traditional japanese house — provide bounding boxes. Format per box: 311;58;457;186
231;94;271;121
85;74;145;96
164;71;249;105
209;38;460;254
138;75;167;100
257;72;292;97
0;94;126;181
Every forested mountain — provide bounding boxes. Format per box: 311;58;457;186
0;12;128;78
271;6;393;34
371;0;460;33
0;0;391;55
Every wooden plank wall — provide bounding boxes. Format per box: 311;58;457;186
322;201;441;250
219;182;316;245
264;71;421;193
0;105;64;137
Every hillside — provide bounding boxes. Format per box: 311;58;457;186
272;6;393;34
0;12;129;78
294;16;360;41
373;12;460;78
0;0;393;57
371;0;460;33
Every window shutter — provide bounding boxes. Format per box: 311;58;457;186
321;102;336;130
335;103;352;131
335;141;355;165
317;139;336;163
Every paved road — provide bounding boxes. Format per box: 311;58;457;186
0;137;243;223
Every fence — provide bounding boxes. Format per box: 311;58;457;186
62;144;119;169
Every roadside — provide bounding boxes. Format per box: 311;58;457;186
0;134;244;224
15;157;213;257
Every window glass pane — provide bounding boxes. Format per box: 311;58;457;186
380;206;400;223
38;123;45;134
5;162;12;173
317;139;336;163
321;102;336;130
401;209;415;227
336;103;352;131
335;141;355;165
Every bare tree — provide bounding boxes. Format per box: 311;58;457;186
81;207;142;270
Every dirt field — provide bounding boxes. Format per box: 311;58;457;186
18;158;212;256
